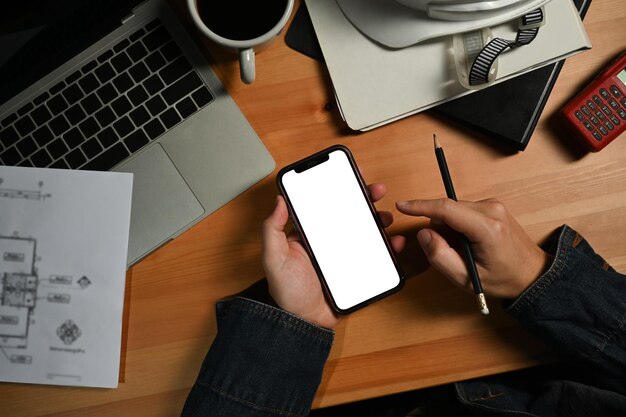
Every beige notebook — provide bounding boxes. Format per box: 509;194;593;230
306;0;592;131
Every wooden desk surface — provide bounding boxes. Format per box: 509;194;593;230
2;0;625;415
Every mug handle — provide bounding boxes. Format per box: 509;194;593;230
238;48;255;84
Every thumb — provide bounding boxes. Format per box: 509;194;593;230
262;196;290;266
417;228;470;290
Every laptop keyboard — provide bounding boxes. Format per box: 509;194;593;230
0;18;214;171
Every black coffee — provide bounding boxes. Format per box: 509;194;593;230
197;0;288;41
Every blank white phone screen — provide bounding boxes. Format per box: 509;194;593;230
281;150;401;310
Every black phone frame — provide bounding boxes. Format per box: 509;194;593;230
276;144;405;314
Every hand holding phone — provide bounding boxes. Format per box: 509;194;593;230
275;145;405;315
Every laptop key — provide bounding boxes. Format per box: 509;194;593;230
33;91;50;105
113;116;134;138
65;148;87;168
48;95;69;115
47;138;69;160
81;137;103;158
145;19;161;31
159;108;181;129
65;104;87;125
145;51;167;72
176;97;197;119
0;126;20;147
97;49;114;63
18;159;33;167
49;115;70;136
112;72;134;93
0;147;21;165
97;126;118;148
127;42;148;61
65;70;82;85
79;117;100;139
192;87;214;108
111;96;132;117
18;102;34;116
31;149;53;167
95;62;116;83
82;142;129;171
162;72;202;105
95;106;116;127
146;95;166;116
78;73;100;93
50;81;66;95
128;85;149;106
2;113;18;127
96;83;118;104
129;106;150;126
16;136;37;156
32;125;54;146
129;62;150;83
124;129;149;152
63;127;86;149
160;56;192;85
62;84;84;104
81;93;103;114
111;52;132;73
144;74;164;95
113;39;130;53
144;119;165;140
15;116;36;136
81;60;98;74
31;105;53;125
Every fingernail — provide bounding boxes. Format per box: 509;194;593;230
417;229;432;248
396;200;408;208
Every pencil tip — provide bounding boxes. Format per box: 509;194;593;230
433;134;441;150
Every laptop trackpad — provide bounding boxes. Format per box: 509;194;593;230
116;144;205;265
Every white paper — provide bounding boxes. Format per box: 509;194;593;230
0;166;132;388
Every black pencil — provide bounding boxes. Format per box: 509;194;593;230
433;134;489;315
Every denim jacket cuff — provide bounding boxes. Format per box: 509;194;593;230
181;297;334;417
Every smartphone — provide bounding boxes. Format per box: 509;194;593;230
276;145;405;314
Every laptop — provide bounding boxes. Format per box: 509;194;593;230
0;0;276;266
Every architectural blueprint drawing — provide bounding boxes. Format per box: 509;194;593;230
0;166;132;388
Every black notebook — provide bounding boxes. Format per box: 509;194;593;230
285;0;592;151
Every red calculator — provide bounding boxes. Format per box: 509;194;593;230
561;51;626;152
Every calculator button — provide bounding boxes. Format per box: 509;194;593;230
587;100;597;111
599;126;608;136
583;120;594;131
596;110;606;120
619;108;626;120
600;88;610;99
581;105;591;115
592;131;602;141
605;121;614;131
610;85;623;98
575;110;584;121
611;115;620;125
602;105;612;115
609;98;619;110
593;95;603;106
589;116;600;125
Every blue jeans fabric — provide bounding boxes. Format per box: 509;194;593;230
180;225;626;416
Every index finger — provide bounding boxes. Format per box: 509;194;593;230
396;198;490;242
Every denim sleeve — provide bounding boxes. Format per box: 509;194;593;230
180;297;334;417
506;225;626;394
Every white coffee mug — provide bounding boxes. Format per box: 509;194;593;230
187;0;294;84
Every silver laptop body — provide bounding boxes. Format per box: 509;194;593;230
0;0;275;266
